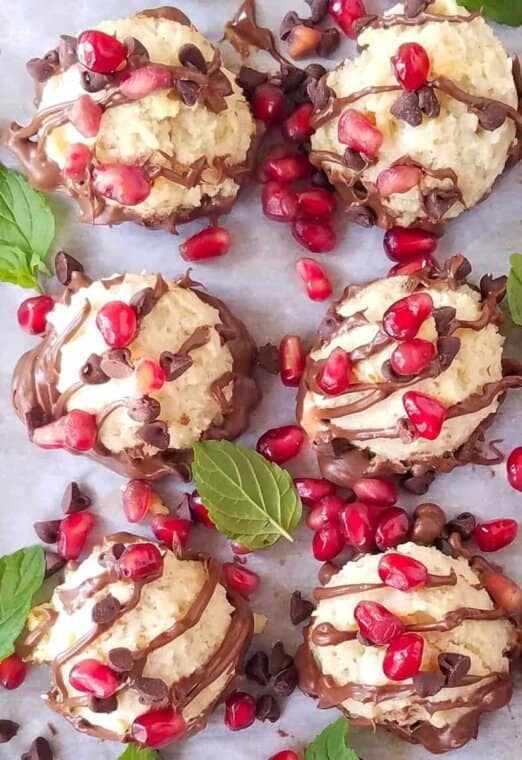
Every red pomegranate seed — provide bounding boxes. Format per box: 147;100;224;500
58;512;95;560
136;359;166;394
378;553;428;591
282;103;314;143
132;707;186;748
69;659;118;698
64;143;92;181
279;334;305;387
389;253;438;277
474;519;518;552
312;523;345;561
297;258;332;301
318;347;351;395
251;84;287;125
306;495;346;531
223;563;260;596
377;165;422;197
383;632;424;681
353;478;397;506
375;507;410;551
258;145;291;183
328;0;366;37
391;339;435;376
294;477;335;506
266;155;311;184
152;515;192;548
224;691;256;731
507;447;522;492
231;542;251;555
179;226;231;262
69;95;103;138
392;43;430;91
288;24;323;60
269;752;300;760
92;164;152;206
120;64;172;99
188;491;215;528
293;219;336;253
17;295;54;335
482;570;522;616
77;30;127;74
122;480;153;523
96;301;137;348
383;226;438;263
340;502;375;551
297;188;337;221
118;543;163;580
262;182;299;223
403;391;446;440
257;425;305;464
383;292;433;340
354;600;405;645
338;109;383;156
32;410;97;452
0;654;26;690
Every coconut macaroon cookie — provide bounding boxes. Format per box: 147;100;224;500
12;258;260;479
298;256;522;492
23;534;253;747
309;0;522;229
5;7;257;230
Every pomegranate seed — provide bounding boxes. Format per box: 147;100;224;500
251;84;287;125
392;43;430;91
269;753;300;760
152;515;192;548
377;165;422;197
306;495;346;531
262;182;299;222
69;95;103;138
338;109;383;156
353;478;397;506
403;391;446;440
378;553;428;591
482;570;522;616
92;164;152;206
287;25;323;60
17;295;54;335
383;293;433;340
58;512;96;560
507;447;522;491
354;601;405;645
266;155;311;184
258;145;291;183
279;335;305;387
383;632;424;681
297;188;337;221
132;707;186;748
375;507;410;550
120;64;172;99
179;226;231;262
257;425;305;464
474;519;518;552
223;563;260;596
282;103;314;143
136;359;166;394
118;543;163;580
391;339;435;376
318;347;351;395
69;659;118;698
389;253;438;276
64;143;92;181
340;502;375;551
297;258;332;301
313;523;345;560
32;410;97;452
0;654;26;690
122;480;153;523
328;0;366;37
383;226;438;263
293;219;336;253
77;30;127;74
188;491;215;528
294;477;335;506
96;301;137;348
231;542;251;555
224;691;256;731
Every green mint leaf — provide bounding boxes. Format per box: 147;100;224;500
306;718;360;760
0;164;55;290
192;440;302;550
461;1;522;25
117;745;160;760
0;546;46;660
507;253;522;326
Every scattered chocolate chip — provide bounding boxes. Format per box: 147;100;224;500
477;103;507;131
436;336;460;371
100;348;134;379
425;190;459;221
33;520;61;544
343;148;366;172
134;676;169;704
446;512;476;541
405;0;432;16
413;671;445;698
245;651;270;686
92;594;122;624
438;653;471;687
174;79;201;106
346;204;376;228
80;68;111;93
256;693;281;722
449;256;472;284
306;0;329;23
127;396;161;424
273;665;298;697
411;502;446;545
317;27;341;57
256;343;280;375
88;695;118;713
159;351;193;381
434;536;458;558
0;719;19;743
179;43;207;73
237;66;268;95
318;561;340;585
98;543;125;568
269;642;294;678
21;737;53;760
391;90;422;127
125;37;150;69
305;63;327;81
480;274;507;300
417;85;440;118
26;406;50;437
26;57;57;83
280;11;303;40
290;591;314;625
55;250;85;286
108;647;134;673
80;353;109;385
58;35;78;68
138;421;170;450
307;77;332;111
44;550;65;578
432;306;457;335
280;63;307;93
130;287;155;318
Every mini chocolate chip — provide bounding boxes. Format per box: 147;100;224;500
343;148;366;172
80;353;109;385
237;66;268;95
403;470;435;496
245;651;270;686
391;90;423;127
280;11;303;40
159;351;193;381
26;58;56;83
280;64;307;93
446;512;476;541
411;502;446;545
88;695;118;713
134;676;169;704
437;336;460;371
80;68;111;93
61;482;91;515
317;27;341;57
305;0;329;23
425;190;459;221
130;287;155;317
256;343;280;375
125;37;150;69
179;43;207;73
127;396;161;424
269;642;294;678
138;421;170;450
255;693;281;722
480;274;507;300
108;647;134;673
477;103;507;131
55;250;85;286
434;536;458;557
290;591;314;625
174;79;201;106
417;85;440;118
438;653;471;687
432;306;457;335
33;520;61;544
21;737;53;760
346;204;376;227
307;77;332;111
58;35;78;68
305;63;327;81
449;256;472;284
92;594;121;624
26;406;50;436
100;348;134;379
413;671;445;698
44;550;65;578
273;665;298;697
0;719;19;743
98;542;125;568
405;0;432;16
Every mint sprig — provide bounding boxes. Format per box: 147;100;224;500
507;253;522;325
306;718;360;760
461;1;522;25
192;441;302;550
0;546;46;660
117;745;160;760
